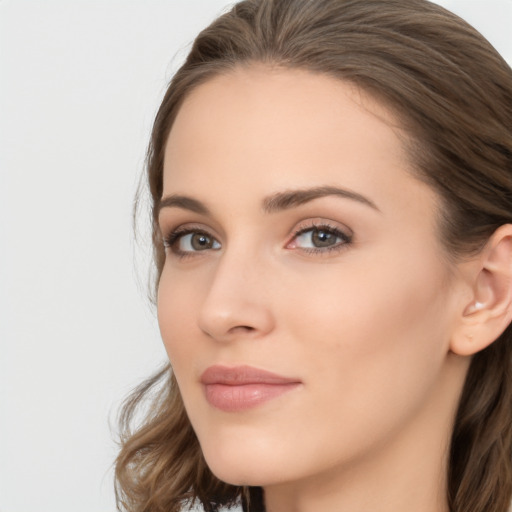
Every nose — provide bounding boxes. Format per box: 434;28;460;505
197;249;275;342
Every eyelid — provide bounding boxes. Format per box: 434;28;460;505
290;218;353;239
159;208;225;237
161;221;216;242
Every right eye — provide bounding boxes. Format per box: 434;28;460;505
164;229;221;256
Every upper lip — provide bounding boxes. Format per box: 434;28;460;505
200;365;301;385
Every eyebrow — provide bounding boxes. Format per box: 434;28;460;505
158;195;210;215
262;185;380;213
158;185;380;216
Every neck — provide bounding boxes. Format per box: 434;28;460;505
264;439;450;512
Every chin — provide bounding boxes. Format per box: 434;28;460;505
206;460;284;488
198;433;295;487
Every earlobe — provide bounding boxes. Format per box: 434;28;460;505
451;224;512;357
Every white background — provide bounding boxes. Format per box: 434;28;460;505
1;1;511;511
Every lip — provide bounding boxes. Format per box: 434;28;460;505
200;365;301;412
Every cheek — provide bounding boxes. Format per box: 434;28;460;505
157;268;200;370
283;249;454;419
257;257;454;477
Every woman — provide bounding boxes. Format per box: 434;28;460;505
115;1;512;511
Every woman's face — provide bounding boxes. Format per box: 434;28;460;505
157;66;468;491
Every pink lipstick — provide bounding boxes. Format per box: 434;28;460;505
200;365;301;412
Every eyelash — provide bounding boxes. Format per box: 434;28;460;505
289;222;353;254
162;222;353;258
162;226;218;259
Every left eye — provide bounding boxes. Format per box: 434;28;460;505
291;226;350;250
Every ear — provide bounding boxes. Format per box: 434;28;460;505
450;224;512;356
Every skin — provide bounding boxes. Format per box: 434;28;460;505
157;66;476;512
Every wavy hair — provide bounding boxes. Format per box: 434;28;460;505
115;1;512;511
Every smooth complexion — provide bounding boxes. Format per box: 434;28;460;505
157;66;477;512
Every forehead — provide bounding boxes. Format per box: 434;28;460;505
166;66;404;147
164;66;409;190
161;65;440;230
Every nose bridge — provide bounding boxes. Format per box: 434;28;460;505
198;240;274;341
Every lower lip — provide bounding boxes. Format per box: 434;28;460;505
204;383;300;412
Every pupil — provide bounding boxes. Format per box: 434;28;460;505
312;230;335;247
192;233;211;250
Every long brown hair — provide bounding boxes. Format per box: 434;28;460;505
115;1;512;511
